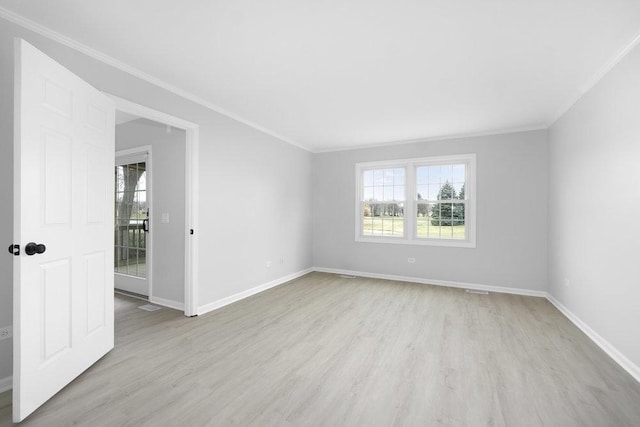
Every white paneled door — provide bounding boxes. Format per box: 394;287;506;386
13;39;115;422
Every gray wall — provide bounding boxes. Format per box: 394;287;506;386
199;129;313;304
313;130;549;292
0;17;313;382
548;42;640;369
116;119;186;304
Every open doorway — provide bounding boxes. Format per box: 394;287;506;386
109;96;200;317
114;114;189;310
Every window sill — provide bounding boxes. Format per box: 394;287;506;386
355;236;476;248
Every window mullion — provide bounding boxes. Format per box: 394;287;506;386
406;163;415;240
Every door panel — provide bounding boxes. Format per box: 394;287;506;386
87;147;107;224
86;251;107;334
13;39;115;422
43;131;72;224
42;259;72;360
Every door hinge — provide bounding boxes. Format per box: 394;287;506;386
7;244;20;256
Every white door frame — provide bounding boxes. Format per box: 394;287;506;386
115;146;153;298
108;94;199;317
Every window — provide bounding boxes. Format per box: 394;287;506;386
361;167;405;237
355;154;476;247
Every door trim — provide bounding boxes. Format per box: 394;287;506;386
107;95;199;317
115;146;153;299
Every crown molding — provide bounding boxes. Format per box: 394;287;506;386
547;29;640;127
0;6;310;152
311;124;548;153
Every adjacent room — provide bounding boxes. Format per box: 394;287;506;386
1;1;639;425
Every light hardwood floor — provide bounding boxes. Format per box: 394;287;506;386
1;272;639;426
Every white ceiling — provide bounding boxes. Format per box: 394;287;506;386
2;0;640;152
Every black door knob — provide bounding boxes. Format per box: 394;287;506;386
25;242;46;256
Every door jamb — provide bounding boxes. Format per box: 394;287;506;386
107;94;199;317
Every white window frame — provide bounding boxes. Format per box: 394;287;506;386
355;154;476;248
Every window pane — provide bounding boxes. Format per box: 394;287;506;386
416;166;428;184
361;202;404;237
363;170;374;186
451;221;465;240
453;182;464;198
392;218;404;235
416;185;427;201
363;202;373;217
416;203;465;240
373;169;384;185
362;213;374;235
136;249;147;277
453;203;465;221
428;166;441;182
363;187;373;200
383;185;394;201
427;183;440;201
417;163;466;205
394;168;405;184
373;186;383;201
416;216;429;238
383;169;394;185
437;183;456;201
440;164;453;183
394;186;405;201
452;164;465;184
137;170;147;191
362;187;373;200
417;202;429;218
362;167;405;203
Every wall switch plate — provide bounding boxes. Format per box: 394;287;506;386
265;261;272;268
0;326;12;341
408;258;416;263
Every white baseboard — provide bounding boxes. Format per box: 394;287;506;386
114;289;148;301
546;294;640;383
197;268;314;316
312;267;547;297
149;297;184;311
0;376;11;393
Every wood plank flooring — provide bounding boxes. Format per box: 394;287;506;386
1;272;639;426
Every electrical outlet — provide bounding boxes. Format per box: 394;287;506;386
0;326;12;341
265;261;272;268
408;258;416;263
